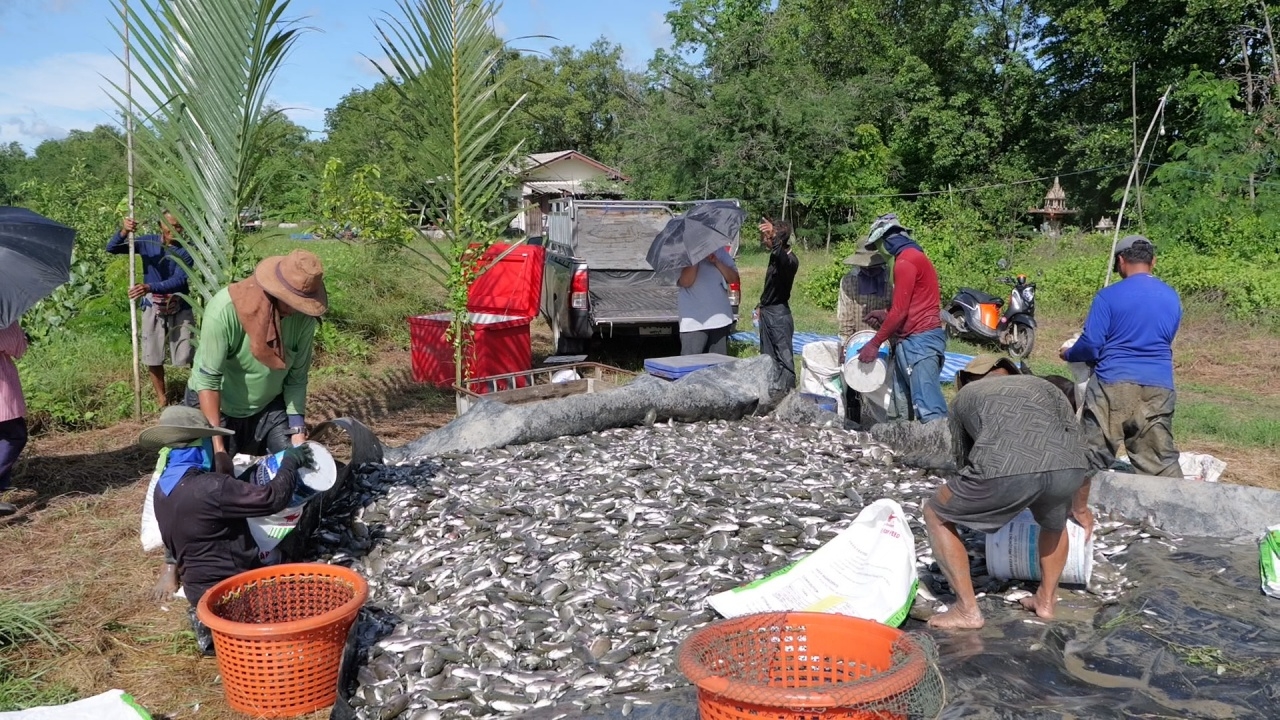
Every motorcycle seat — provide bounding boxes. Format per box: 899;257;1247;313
959;287;1003;306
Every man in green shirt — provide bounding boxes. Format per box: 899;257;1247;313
152;249;327;599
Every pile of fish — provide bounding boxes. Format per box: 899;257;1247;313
313;416;1154;720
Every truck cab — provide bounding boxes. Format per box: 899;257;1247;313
540;199;741;355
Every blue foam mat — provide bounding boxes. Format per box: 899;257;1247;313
729;331;974;384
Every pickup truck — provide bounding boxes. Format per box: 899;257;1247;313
540;199;742;354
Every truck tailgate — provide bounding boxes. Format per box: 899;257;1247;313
591;286;677;324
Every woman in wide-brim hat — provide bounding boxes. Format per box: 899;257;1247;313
161;249;326;601
140;405;314;656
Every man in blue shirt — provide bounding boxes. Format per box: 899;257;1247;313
1062;235;1182;510
107;212;195;407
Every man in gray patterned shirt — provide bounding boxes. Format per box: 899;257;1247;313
925;355;1088;630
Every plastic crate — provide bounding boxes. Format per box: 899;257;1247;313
643;353;737;380
409;312;532;387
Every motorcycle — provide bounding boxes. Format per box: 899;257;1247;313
941;263;1038;359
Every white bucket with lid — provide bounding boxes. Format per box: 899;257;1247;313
843;330;891;394
985;509;1093;586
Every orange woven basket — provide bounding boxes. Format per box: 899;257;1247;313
196;563;368;718
677;612;930;720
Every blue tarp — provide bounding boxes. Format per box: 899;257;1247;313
729;331;975;384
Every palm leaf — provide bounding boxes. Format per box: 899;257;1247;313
375;0;528;386
109;0;304;309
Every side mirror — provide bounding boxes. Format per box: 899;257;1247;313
997;258;1009;270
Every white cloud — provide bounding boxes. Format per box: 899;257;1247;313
276;100;326;131
0;112;67;146
351;53;390;79
492;15;508;39
0;52;123;147
646;11;673;50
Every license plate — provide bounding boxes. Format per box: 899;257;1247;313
639;326;672;336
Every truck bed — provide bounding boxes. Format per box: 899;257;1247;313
590;286;678;324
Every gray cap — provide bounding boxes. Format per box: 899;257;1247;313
1114;234;1153;256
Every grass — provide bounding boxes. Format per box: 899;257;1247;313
0;598;70;711
17;233;449;433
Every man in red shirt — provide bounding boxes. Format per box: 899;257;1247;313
857;214;948;422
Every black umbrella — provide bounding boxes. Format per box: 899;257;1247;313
645;200;745;272
0;207;76;328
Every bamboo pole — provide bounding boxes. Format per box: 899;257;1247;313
125;0;142;420
1104;85;1173;288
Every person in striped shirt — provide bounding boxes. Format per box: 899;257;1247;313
0;322;29;517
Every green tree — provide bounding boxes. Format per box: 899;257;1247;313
501;39;637;163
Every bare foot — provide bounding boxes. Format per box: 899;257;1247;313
151;563;179;601
927;607;985;630
1019;594;1056;620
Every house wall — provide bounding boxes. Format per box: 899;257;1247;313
510;157;617;234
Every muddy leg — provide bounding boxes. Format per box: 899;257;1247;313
1020;527;1068;620
924;499;984;630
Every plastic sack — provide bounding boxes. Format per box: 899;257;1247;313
799;341;844;417
707;499;918;627
1179;452;1226;483
1263;524;1280;599
0;690;151;719
138;449;168;553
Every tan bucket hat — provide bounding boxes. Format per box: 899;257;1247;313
843;248;887;268
139;406;234;449
254;249;328;317
955;355;1022;389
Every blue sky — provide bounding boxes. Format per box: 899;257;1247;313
0;0;678;149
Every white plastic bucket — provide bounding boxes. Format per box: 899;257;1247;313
800;341;844;416
246;442;336;563
985;509;1093;585
842;331;891;394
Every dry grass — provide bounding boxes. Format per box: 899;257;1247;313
0;354;461;718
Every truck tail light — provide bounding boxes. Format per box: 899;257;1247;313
728;281;741;307
570;268;589;310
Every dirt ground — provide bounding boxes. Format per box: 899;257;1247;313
0;319;1276;717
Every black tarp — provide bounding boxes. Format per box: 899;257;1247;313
516;537;1280;720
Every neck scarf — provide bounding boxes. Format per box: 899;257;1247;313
856;265;889;297
227;276;287;370
884;232;924;257
157;439;214;496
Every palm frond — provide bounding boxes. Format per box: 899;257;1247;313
110;0;304;308
374;0;528;385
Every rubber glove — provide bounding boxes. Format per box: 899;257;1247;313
857;341;882;365
282;443;316;470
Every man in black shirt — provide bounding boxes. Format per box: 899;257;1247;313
757;217;800;394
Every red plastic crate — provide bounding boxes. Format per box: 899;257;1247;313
409;312;532;387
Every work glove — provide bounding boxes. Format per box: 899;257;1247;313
857;341;882;365
282;443;316;470
863;309;888;329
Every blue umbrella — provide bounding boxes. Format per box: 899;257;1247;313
0;207;76;328
645;200;745;272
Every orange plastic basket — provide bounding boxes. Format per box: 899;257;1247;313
677;612;931;720
196;563;368;718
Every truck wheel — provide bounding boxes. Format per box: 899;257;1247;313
552;324;585;355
